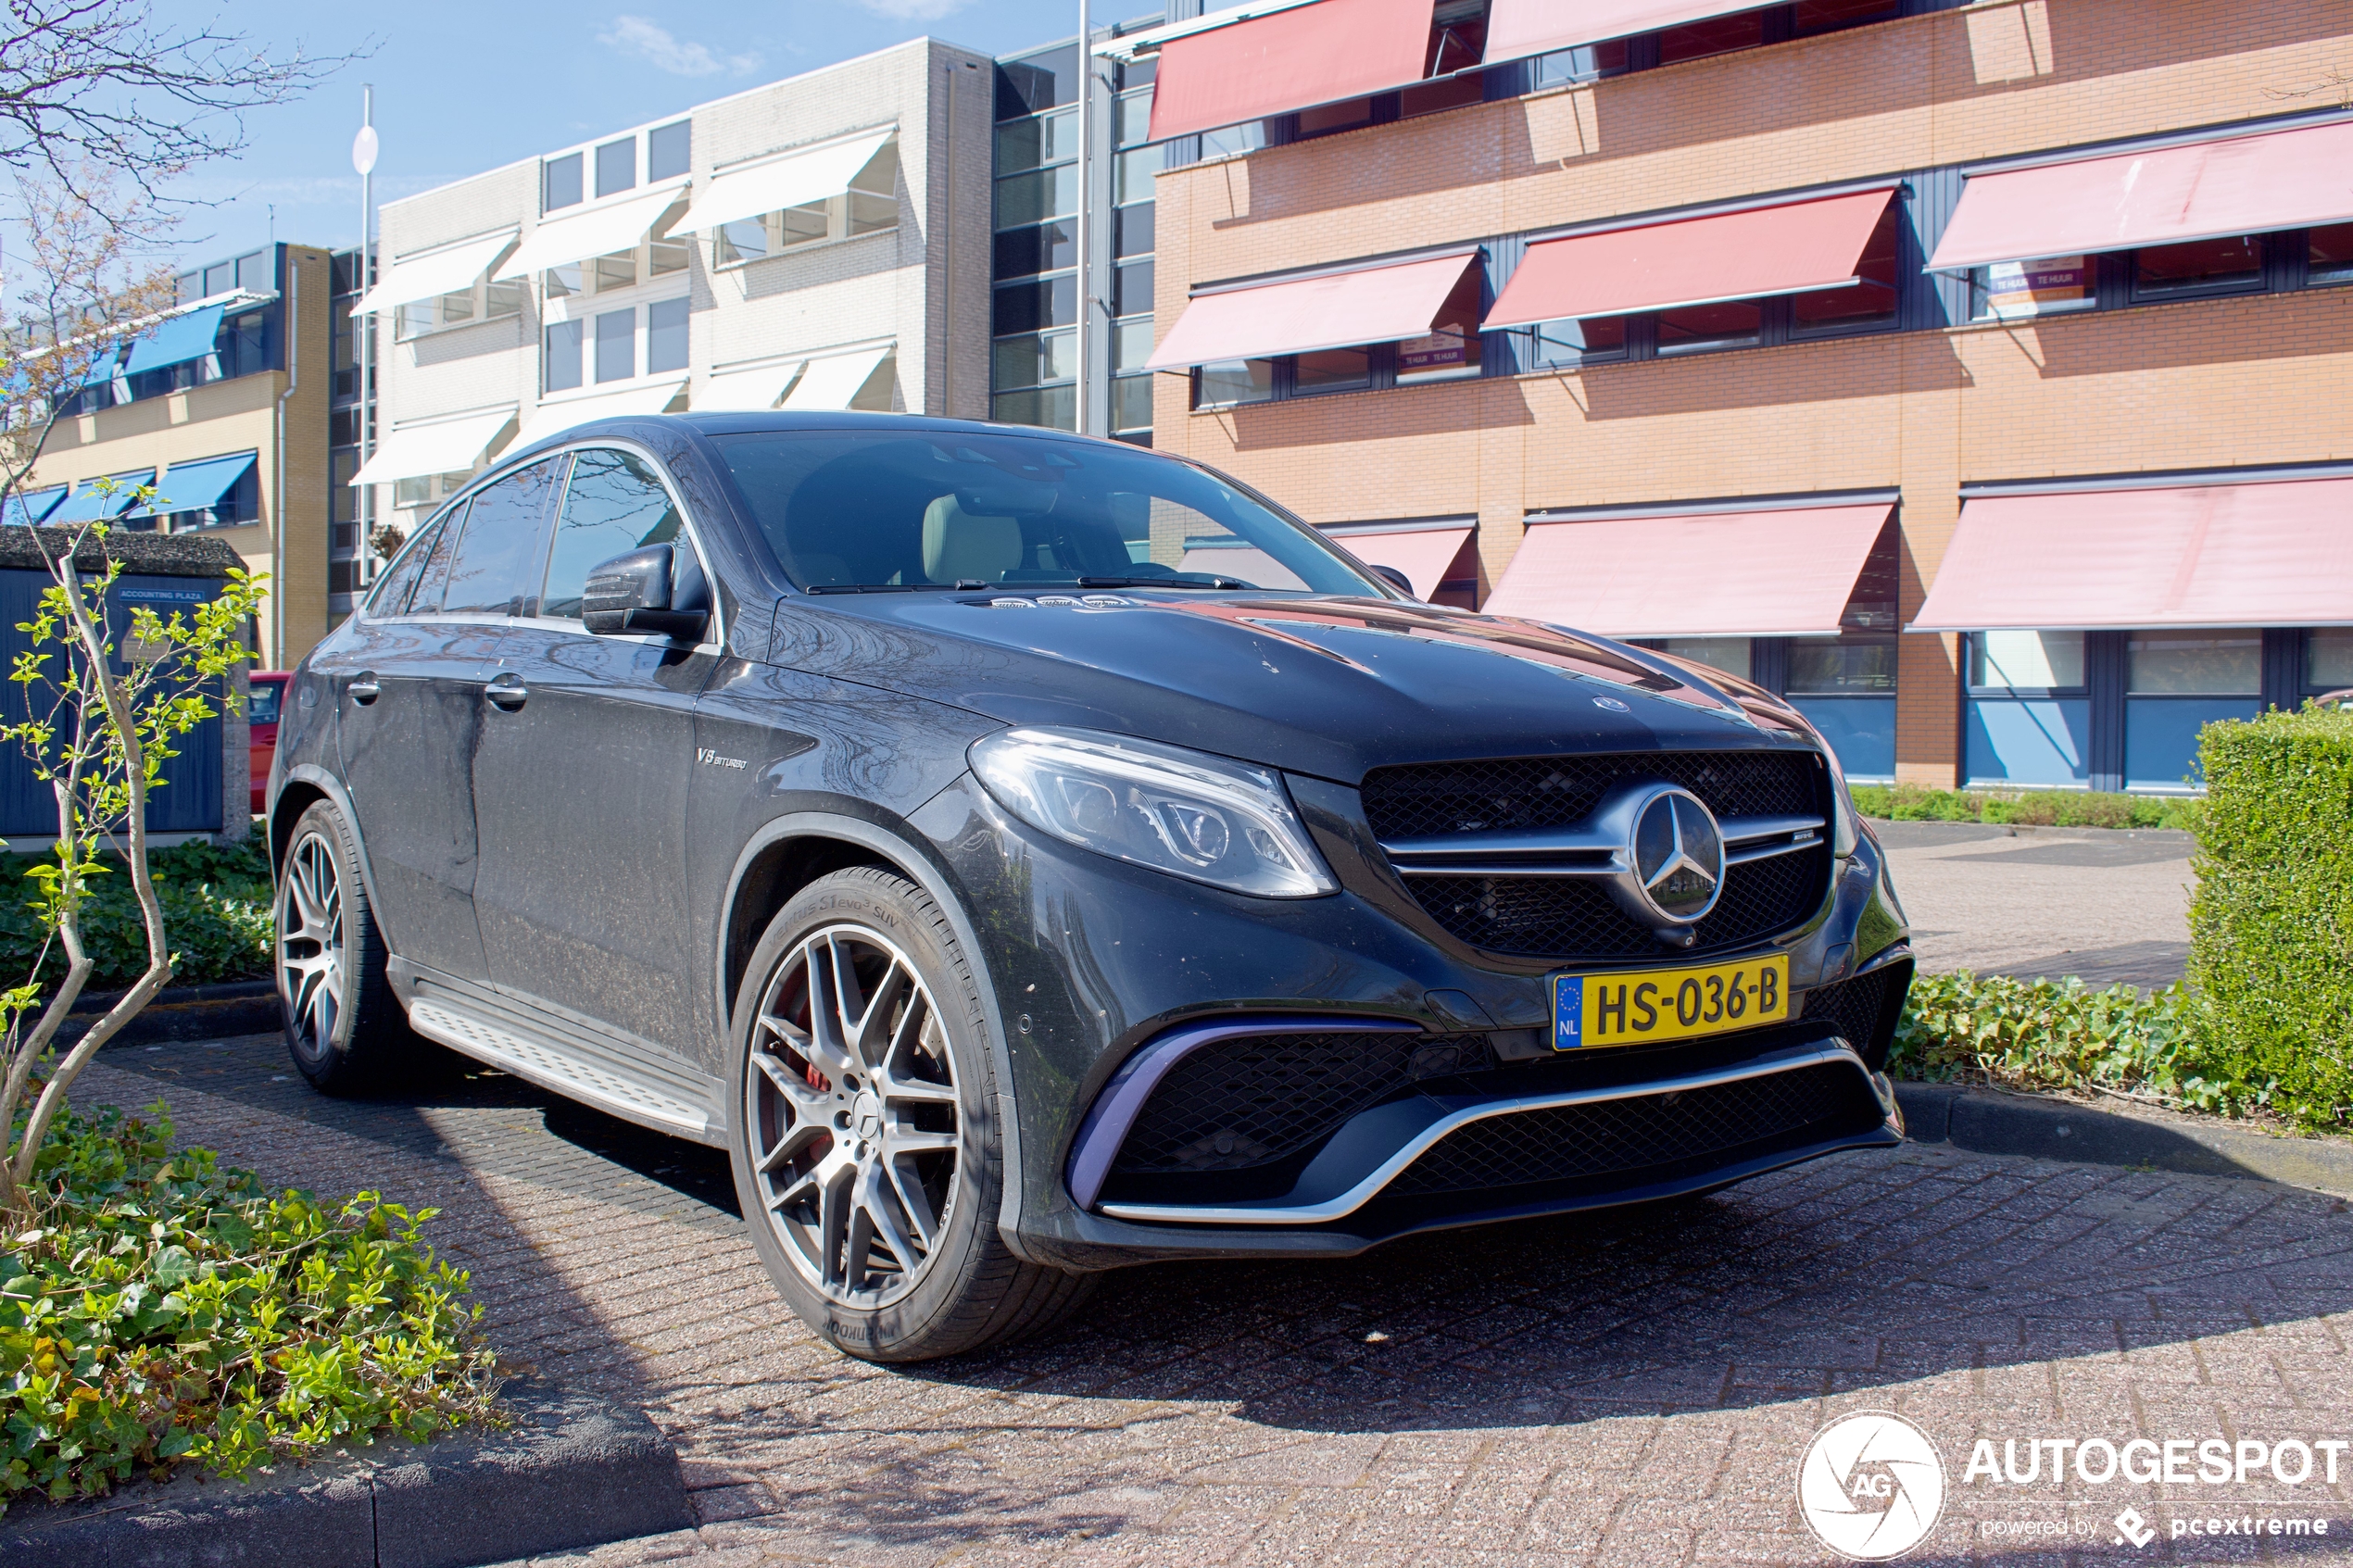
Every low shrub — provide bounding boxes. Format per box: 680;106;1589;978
0;839;272;992
0;1099;498;1515
1851;783;2199;832
2189;706;2353;1130
1888;971;2267;1116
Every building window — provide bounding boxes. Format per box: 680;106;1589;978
995;330;1076;390
398;275;524;340
1533;314;1629;366
1531;39;1630;87
1656;299;1762;356
1791;198;1901;335
1197;358;1277;407
1112;374;1154;440
1787;636;1896;693
153;462;260;533
648;119;691;182
1970;254;2096;321
2308;628;2353;691
594;308;634;383
994;163;1076;231
1396;263;1483;384
1294;346;1374;395
990;384;1076;429
595;136;635;198
2309;222;2353;285
547;320;585;393
2133;233;2264;300
2127;629;2261;695
647;298;689;374
995;105;1075;175
711;142;899;269
545;151;585;212
1971;630;2085;691
1659;9;1767;65
993;273;1077;336
1657;638;1752;681
395;470;472;510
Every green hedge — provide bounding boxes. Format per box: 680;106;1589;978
0;1100;498;1512
1852;782;2199;832
2189;706;2353;1129
0;840;272;992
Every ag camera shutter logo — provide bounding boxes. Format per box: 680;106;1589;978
1798;1411;1947;1561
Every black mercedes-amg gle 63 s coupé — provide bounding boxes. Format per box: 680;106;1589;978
269;412;1913;1361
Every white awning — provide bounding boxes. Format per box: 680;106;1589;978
495;187;686;281
513;381;686;448
698;361;805;412
780;345;892;410
352;231;518;317
348;408;516;487
676;129;896;234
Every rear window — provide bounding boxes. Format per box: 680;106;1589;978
246;680;283;725
708;430;1380;596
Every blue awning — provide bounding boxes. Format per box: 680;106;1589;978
3;486;66;526
45;472;153;525
122;306;226;376
126;451;257;520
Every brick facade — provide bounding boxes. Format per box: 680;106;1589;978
1149;0;2353;785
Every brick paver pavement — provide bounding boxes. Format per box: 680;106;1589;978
75;1034;2353;1567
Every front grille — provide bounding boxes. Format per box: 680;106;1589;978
1410;845;1830;960
1802;961;1913;1067
1361;751;1820;841
1113;1030;1492;1176
1361;751;1831;961
1388;1060;1880;1197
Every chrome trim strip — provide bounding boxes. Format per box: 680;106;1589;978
1097;1042;1871;1227
1727;833;1822;867
1063;1013;1421;1213
1381;812;1824;864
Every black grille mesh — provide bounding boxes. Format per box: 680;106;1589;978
1113;1031;1491;1175
1389;1060;1876;1196
1803;963;1911;1060
1361;751;1820;842
1411;846;1830;960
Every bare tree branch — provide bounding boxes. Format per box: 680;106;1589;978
0;2;371;223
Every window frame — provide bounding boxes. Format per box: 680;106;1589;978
396;272;526;342
1963;630;2091;697
709;142;901;273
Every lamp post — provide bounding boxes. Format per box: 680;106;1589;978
1074;0;1092;437
352;88;378;582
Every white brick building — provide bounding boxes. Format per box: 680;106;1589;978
354;38;996;533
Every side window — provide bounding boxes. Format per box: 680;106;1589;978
438;459;562;616
364;511;449;618
405;505;469;616
541;447;686;619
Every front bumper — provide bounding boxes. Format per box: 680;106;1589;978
912;777;1912;1269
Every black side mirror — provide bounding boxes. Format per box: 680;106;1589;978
1365;564;1417;599
583;544;711;640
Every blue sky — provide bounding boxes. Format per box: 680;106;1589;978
157;1;1103;271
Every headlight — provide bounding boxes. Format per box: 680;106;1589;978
969;726;1339;898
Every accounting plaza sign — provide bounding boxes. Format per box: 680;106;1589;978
1795;1411;2345;1560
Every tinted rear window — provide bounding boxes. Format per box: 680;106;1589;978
709;430;1378;595
246;680;283;724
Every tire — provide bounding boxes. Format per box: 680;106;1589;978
727;866;1096;1362
275;799;407;1094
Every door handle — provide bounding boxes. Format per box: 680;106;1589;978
485;676;528;711
347;673;381;705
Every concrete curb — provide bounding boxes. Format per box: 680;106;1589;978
61;977;277;1045
0;1377;692;1568
1896;1083;2353;1197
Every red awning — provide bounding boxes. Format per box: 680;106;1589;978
1909;480;2353;632
1325;523;1474;598
1930;120;2353;273
1148;0;1436;143
1146;252;1478;369
1484;504;1893;637
1483;0;1762;62
1483;188;1895;329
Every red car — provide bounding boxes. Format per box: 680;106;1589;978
248;671;290;814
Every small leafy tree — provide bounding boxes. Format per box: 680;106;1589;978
0;169;267;1212
0;518;264;1212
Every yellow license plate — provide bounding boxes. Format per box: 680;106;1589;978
1553;953;1789;1049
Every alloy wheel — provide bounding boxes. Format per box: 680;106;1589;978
746;922;963;1310
278;832;345;1060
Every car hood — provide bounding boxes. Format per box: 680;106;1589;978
767;591;1822;784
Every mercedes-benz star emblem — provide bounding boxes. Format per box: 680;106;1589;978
1629;787;1725;927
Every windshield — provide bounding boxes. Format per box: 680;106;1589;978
709;430;1385;596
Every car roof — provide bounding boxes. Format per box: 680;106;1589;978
505;409;1148;468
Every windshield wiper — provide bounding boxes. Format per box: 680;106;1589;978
1063;574;1248;590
